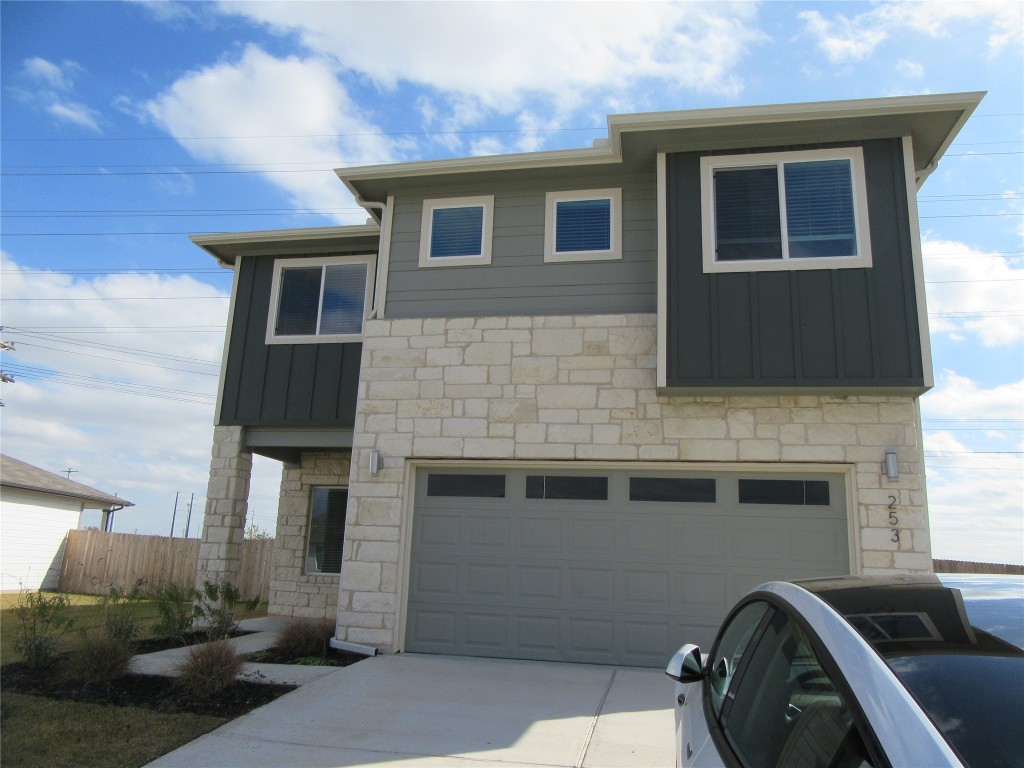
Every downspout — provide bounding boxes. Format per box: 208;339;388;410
357;199;388;319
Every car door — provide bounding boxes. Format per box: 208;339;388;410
707;602;879;768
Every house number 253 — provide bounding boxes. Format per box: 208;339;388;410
888;495;900;543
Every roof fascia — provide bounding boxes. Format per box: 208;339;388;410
190;224;381;266
337;92;984;199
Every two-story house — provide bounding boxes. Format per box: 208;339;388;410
191;92;983;666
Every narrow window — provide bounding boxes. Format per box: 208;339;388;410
419;196;494;267
306;487;347;574
545;189;621;262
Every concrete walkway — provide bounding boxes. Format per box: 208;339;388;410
146;652;675;768
130;616;335;687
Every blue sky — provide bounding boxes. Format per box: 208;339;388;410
1;1;1021;563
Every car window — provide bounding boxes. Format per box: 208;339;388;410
707;600;771;718
721;609;875;768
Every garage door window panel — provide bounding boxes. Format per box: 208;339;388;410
629;477;716;503
306;487;346;575
426;473;506;498
526;475;608;500
739;479;830;506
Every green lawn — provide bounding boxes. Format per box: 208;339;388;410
1;591;268;768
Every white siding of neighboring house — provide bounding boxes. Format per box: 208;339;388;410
1;487;83;592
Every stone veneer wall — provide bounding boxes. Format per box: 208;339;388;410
197;425;252;589
335;312;931;650
267;451;350;618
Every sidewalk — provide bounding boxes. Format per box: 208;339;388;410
130;615;338;687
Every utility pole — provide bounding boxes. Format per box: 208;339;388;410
169;492;179;538
183;492;195;538
64;468;78;480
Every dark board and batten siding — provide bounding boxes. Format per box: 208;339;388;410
666;139;926;391
384;175;658;318
219;256;361;427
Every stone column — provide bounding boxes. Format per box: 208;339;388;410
196;425;252;589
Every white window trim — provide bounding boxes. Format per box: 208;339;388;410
700;147;873;274
265;254;376;345
543;188;622;263
418;195;494;268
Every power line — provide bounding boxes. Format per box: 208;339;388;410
5;328;220;367
13;341;220;376
3;295;228;301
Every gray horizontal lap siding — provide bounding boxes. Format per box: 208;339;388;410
666;139;925;390
218;255;361;428
384;177;658;318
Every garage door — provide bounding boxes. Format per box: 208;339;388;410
405;468;849;667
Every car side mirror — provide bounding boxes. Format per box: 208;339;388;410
665;644;704;683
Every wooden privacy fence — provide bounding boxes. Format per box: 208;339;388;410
58;529;274;601
933;559;1024;575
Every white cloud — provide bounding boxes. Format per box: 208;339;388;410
46;101;101;131
23;56;77;91
19;57;101;132
143;46;397;224
800;2;1023;64
921;372;1024;565
0;253;282;537
895;59;924;79
215;0;764;137
923;237;1024;347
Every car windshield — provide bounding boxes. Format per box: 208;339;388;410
809;574;1024;768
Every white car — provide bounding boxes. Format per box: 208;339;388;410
665;574;1024;768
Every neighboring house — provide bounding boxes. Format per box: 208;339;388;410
191;92;983;667
0;454;132;592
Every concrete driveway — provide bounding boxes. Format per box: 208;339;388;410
147;653;675;768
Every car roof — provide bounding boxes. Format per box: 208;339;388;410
792;573;1024;768
794;573;1024;652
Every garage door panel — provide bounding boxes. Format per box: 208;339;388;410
465;564;509;599
464;612;508;650
568;517;615;553
517;517;563;550
569;567;615;605
410;561;460;597
468;516;510;547
516;564;563;602
417;515;461;547
408;469;849;667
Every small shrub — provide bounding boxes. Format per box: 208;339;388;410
11;590;75;668
62;634;133;686
98;586;144;643
175;639;243;698
196;580;258;639
275;617;335;660
149;582;201;644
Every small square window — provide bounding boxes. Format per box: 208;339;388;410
419;196;494;267
266;255;373;344
545;189;622;262
700;148;871;273
306;487;347;575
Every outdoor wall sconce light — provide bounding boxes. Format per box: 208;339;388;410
369;448;382;476
883;450;899;482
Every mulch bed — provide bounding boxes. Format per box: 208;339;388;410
246;647;366;667
0;659;295;719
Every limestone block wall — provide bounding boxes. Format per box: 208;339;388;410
336;312;930;650
267;451;350;618
197;425;252;589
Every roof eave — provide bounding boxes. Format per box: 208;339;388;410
190;224;381;266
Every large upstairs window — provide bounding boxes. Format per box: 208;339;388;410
700;147;872;273
266;255;374;344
